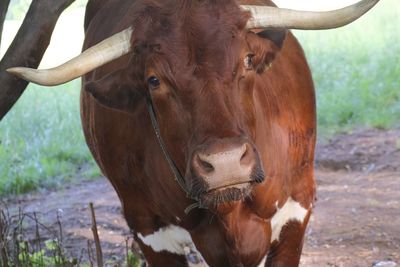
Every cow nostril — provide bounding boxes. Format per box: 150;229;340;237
240;148;248;161
240;144;252;166
197;156;214;173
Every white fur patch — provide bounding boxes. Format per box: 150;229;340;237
137;225;200;256
258;255;267;267
270;197;308;242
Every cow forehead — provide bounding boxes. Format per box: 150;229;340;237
159;35;244;82
134;0;249;76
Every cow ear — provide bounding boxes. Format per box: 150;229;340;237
84;68;143;112
257;29;287;50
247;29;287;73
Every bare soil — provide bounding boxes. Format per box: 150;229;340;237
3;129;400;266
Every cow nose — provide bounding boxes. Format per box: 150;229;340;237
195;143;249;174
192;142;256;190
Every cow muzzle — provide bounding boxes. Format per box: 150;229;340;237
188;138;264;208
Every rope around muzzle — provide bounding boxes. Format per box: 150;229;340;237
145;96;206;214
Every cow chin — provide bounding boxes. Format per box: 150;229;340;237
189;165;265;211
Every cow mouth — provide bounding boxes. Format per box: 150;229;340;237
188;164;265;209
188;157;265;209
207;180;252;192
199;181;253;210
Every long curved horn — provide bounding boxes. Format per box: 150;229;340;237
242;0;379;30
7;27;133;86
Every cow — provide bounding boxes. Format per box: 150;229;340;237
7;0;379;266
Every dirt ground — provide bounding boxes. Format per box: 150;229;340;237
3;129;400;266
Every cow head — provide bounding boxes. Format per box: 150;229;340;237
7;0;380;210
82;1;290;209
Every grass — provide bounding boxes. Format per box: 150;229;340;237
0;0;399;196
294;0;400;136
0;80;100;196
0;203;141;266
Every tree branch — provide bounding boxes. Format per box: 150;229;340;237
0;0;75;120
0;0;11;50
89;203;103;267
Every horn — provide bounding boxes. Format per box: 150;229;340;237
242;0;379;30
7;27;133;86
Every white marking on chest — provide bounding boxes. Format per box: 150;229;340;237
137;225;200;256
257;255;267;267
270;197;308;242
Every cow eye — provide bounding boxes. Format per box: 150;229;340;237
244;54;255;70
147;76;160;88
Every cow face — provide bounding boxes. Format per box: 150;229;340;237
85;0;286;210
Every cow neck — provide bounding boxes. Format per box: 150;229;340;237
146;95;204;214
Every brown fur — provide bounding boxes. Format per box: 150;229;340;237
81;0;316;266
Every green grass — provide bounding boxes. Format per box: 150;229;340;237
294;0;400;136
0;80;100;196
0;206;141;266
1;0;399;196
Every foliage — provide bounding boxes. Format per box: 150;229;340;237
0;205;141;267
126;250;141;267
15;239;77;267
5;0;31;21
0;80;100;196
294;0;400;136
6;0;88;20
0;0;398;196
0;208;77;267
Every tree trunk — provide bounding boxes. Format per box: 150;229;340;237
0;0;75;120
0;0;11;50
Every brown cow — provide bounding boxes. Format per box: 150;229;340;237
8;0;379;266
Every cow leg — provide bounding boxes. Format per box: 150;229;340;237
264;210;312;267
